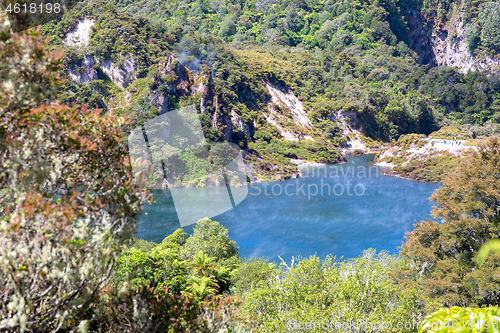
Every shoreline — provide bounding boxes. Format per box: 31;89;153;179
373;161;395;168
289;158;327;168
149;153;393;189
378;170;442;183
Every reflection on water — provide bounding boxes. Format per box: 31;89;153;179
137;154;440;262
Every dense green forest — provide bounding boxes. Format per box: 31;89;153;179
41;0;500;144
2;0;500;331
34;0;500;182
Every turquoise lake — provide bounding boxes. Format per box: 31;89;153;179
137;154;441;261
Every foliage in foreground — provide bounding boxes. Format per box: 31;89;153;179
234;250;431;332
5;2;500;330
115;222;437;332
116;218;241;298
401;137;500;308
112;218;249;331
0;8;245;330
0;7;148;331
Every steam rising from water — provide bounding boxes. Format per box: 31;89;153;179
137;155;440;262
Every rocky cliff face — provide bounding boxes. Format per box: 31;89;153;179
264;81;313;141
64;19;98;84
63;19;137;89
61;20;369;154
67;47;360;159
65;44;351;180
408;3;500;74
64;18;94;48
407;9;435;66
67;55;98;84
67;53;136;88
100;55;136;89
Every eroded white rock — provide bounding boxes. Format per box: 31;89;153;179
64;18;94;48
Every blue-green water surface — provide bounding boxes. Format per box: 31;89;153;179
137;155;440;261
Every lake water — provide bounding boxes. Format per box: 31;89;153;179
137;154;440;262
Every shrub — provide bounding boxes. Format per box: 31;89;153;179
180;218;241;270
238;251;428;332
401;138;500;307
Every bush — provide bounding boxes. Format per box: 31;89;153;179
180;218;241;270
465;24;480;52
238;250;428;332
0;9;147;330
420;306;500;332
401;138;500;307
479;2;500;53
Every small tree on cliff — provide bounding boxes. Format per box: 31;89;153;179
401;137;500;307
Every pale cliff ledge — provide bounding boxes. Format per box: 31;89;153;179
264;81;314;142
65;52;137;90
329;110;382;154
374;133;478;181
430;3;500;74
99;55;136;89
64;18;94;48
376;135;476;167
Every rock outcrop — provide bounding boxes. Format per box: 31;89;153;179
100;55;136;89
67;55;98;84
63;19;136;90
264;81;313;141
408;3;500;74
64;18;94;48
231;110;251;138
330;110;368;152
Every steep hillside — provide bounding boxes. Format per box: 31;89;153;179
39;0;500;184
42;3;348;183
107;0;500;75
85;0;500;126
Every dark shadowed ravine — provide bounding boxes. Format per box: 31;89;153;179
137;154;440;262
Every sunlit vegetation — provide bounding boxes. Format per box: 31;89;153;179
400;138;500;307
392;153;462;182
4;0;500;330
40;0;500;158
